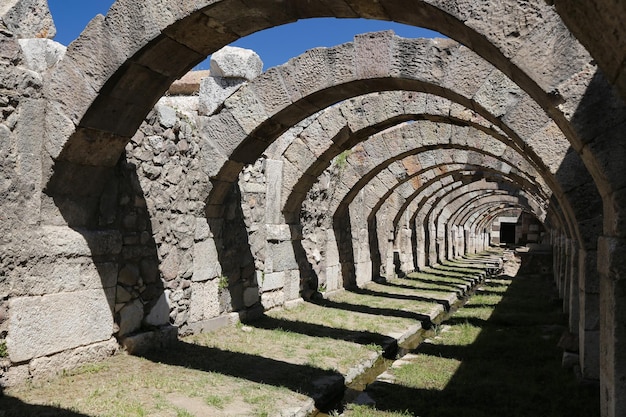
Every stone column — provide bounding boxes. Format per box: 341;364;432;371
598;237;626;417
562;238;572;314
261;159;301;308
350;192;372;287
568;241;580;334
414;215;426;270
464;229;472;255
579;248;600;380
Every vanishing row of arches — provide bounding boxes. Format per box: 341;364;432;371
20;1;626;416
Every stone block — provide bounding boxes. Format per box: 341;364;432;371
7;289;114;363
261;290;285;310
261;271;285;292
325;265;340;291
189;280;219;322
244;286;260;307
29;338;118;381
1;0;56;39
180;314;235;336
266;241;298;272
118;299;144;337
195;217;211;241
264;159;284;224
210;46;263;80
168;69;210;95
120;326;177;355
145;292;171;327
155;103;177;128
355;261;372;287
283;269;301;301
18;38;66;72
118;264;140;286
192;239;222;282
39;226;122;258
0;363;29;387
198;75;245;116
266;224;291;241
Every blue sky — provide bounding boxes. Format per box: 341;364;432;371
48;0;442;71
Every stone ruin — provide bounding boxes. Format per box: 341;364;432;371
0;1;625;416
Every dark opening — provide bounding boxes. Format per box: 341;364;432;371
500;222;516;244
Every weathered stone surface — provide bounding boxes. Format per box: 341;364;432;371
261;271;284;292
7;290;115;362
261;290;285;310
145;291;171;326
198;75;246;116
118;264;140;286
266;224;291;241
180;314;235;336
38;226;123;258
243;286;260;307
8;260;117;297
120;326;177;355
189;279;219;322
266;241;298;272
168;69;210;95
118;298;144;337
17;38;65;72
0;363;29;387
29;338;118;380
264;159;284;224
210;46;263;80
0;0;56;39
155;103;177;128
192;239;221;282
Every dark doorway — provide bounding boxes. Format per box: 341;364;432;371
500;222;516;244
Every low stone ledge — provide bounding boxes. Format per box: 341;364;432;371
7;289;115;363
29;337;118;381
284;298;305;310
120;325;178;356
179;313;239;337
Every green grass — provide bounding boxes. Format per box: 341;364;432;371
342;404;413;417
1;250;513;417
343;256;601;417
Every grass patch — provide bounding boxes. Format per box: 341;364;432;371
1;250;505;417
343;404;413;417
345;254;601;417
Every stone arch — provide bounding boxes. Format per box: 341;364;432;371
35;2;626;413
285;118;550;276
404;177;546;267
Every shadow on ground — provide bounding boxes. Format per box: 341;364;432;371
0;394;91;417
356;256;601;417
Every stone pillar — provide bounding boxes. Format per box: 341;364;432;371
261;159;301;308
562;238;572;314
579;248;600;380
399;225;414;273
568;241;580;334
464;229;471;255
350;192;372;287
427;222;438;266
561;236;569;302
415;216;426;270
554;233;563;296
598;237;626;417
5;226;120;368
324;229;341;291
